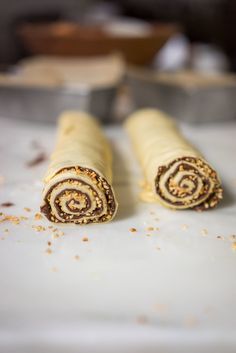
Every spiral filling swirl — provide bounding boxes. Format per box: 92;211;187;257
41;167;116;224
155;157;223;210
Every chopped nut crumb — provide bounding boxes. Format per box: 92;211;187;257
82;237;89;242
229;235;236;241
47;241;52;246
20;216;28;221
231;242;236;250
34;213;42;220
156;246;161;250
216;235;224;240
32;225;46;232
0;215;21;225
129;227;137;233
147;227;154;231
201;228;208;236
57;230;64;237
4;229;9;233
24;207;31;212
74;255;80;261
181;224;188;230
45;248;52;254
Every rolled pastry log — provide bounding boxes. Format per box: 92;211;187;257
125;109;223;210
41;111;117;224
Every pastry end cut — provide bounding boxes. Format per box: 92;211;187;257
155;156;223;210
41;166;117;224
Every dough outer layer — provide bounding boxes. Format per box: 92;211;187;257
125;109;223;210
41;111;117;224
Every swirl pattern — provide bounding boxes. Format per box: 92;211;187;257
41;167;116;224
40;111;117;224
155;157;222;210
125;109;223;210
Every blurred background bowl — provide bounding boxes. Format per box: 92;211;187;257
17;21;179;66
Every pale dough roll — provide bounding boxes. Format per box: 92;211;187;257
41;111;117;224
125;109;223;210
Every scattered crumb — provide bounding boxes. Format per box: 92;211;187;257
20;216;28;221
146;234;151;237
136;315;148;324
147;227;154;231
216;235;225;240
82;237;89;242
156;246;161;250
26;152;47;167
229;235;236;242
32;225;46;232
156;227;160;231
154;218;159;221
1;237;5;241
48;226;53;229
34;212;42;220
51;267;58;272
24;207;31;212
201;228;208;236
129;227;137;233
47;241;52;246
181;224;188;230
74;255;80;261
149;211;155;215
0;215;21;225
52;229;64;238
1;202;14;207
4;229;9;233
57;230;64;237
45;248;52;255
231;242;236;251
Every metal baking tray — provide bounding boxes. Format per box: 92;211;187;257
0;54;125;123
127;69;236;124
0;84;118;124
